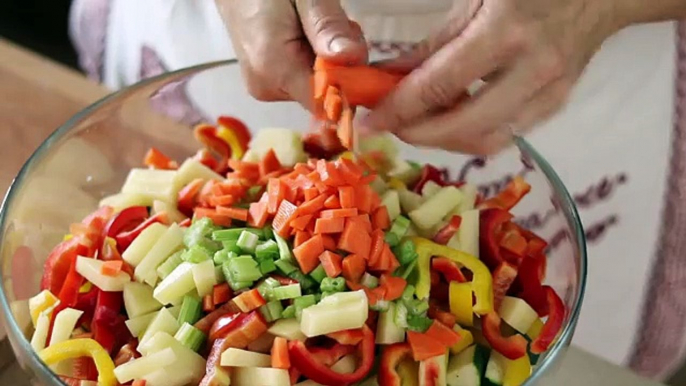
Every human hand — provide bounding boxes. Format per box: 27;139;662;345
360;0;624;155
216;0;367;110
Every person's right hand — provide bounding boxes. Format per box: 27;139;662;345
216;0;368;110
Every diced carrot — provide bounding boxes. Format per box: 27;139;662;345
324;194;341;209
259;169;289;185
321;235;337;250
379;274;407;301
337;107;354;150
326;329;365;346
144;147;178;170
313;70;330;105
267;179;287;215
294;231;310;248
203;294;216;312
293;235;325;274
348;214;372;233
407;331;447;361
248;201;269;228
197;180;218;207
293;163;313;175
320;208;358;219
233;289;267;313
296;194;328;216
342;254;366;283
336;158;364;184
324;86;343;122
314;217;345;234
304;186;319;201
428;304;457;327
320;66;404;108
305;218;317;234
307;171;329;193
346;280;363;291
291;215;314;231
372;206;391;231
100;260;123;277
177;178;205;215
368;230;385;266
316;159;345;187
209;194;236;207
229;159;260;175
424;320;462;348
215;181;247;197
319;251;343;277
216;206;249;222
271;337;291;369
213;283;232;305
338;186;355;209
272;200;298;238
355;185;374;214
363;287;386;307
194;208;232;227
260;149;282;177
132;380;147;386
338;219;372;260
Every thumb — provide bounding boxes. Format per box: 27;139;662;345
297;0;368;65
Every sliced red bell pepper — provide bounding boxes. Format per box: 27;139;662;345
199;337;232;386
289;324;375;386
92;290;130;354
308;343;356;367
78;206;115;256
194;124;232;163
104;206;148;240
431;257;467;283
478;176;531;211
516;255;549;317
412;165;443;193
433;215;462;245
379;343;412;386
193;149;221;173
209;311;268;348
40;238;88;295
530;286;565;354
482;312;528;360
208;312;242;343
114;212;167;252
479;208;514;269
492;262;518;310
46;255;84;344
194;301;242;334
74;287;99;326
217;115;252;151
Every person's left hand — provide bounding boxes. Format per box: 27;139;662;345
359;0;626;155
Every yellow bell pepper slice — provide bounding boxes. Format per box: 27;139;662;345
28;290;59;326
63;234;73;241
450;325;474;355
39;338;117;386
526;318;544;340
504;355;532;386
411;237;494;315
79;281;93;294
388;178;407;190
449;282;474;327
216;126;245;160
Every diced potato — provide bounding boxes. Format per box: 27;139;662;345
359;133;399;160
248;333;276;354
122;223;168;267
331;355;357;374
232;367;290;386
421;181;442;198
387;159;421;185
398;189;424;213
498;297;538;334
192;259;217;298
167;304;183;318
125;310;158;338
153;263;196;305
381;190;401;221
220;348;271;367
248;128;307;166
76;257;131;291
138;308;180;348
121;168;177;204
318;289;366;306
457;209;479;258
376;303;406;344
268;319;307;341
419;353;448;386
173;159;224;193
100;192;152;213
30;312;50;351
242;149;260;163
49;308;84;346
301;291;368;337
114;347;176;383
124;282;163;318
135;223;185;285
370;176;388;195
29;290;59;327
409;186;462;230
457;184;478;214
141;332;206;386
152;200;187;224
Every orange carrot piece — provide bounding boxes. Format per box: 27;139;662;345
132;380;147;386
338;186;355;209
194;208;232;227
260;149;282;177
304;186;319;201
294;231;310;248
324;194;341;209
355;185;374;214
213;283;232;305
342;254;367;283
248;201;269;228
316;160;345;187
203;294;216;312
144;147;178;170
293;235;325;274
319;251;343;278
215;181;247;197
314;57;342;71
233;289;267;312
272;200;298;238
296;194;328;216
377;243;400;272
209;194;236;207
320;208;358;219
314;217;345;234
324;86;343;122
337;107;354;150
368;229;385;266
321;235;337;250
338;220;372;260
380;274;407;301
271;337;291;369
322;66;404;108
348;214;372;233
216;206;249;222
267;179;287;215
177;178;205;213
291;215;314;231
197;180;218;207
101;260;123;277
372;206;391;230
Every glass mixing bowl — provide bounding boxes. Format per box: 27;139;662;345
0;60;586;385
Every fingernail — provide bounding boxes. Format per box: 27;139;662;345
329;36;355;54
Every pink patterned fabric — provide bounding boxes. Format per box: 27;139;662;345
68;0;111;82
627;21;686;380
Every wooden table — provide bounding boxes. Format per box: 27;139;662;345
0;38;665;386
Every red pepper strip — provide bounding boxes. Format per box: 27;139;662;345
199;338;232;386
530;286;565;354
114;212;167;252
93;290;130;354
478;176;531;211
431;257;467;283
432;215;462;245
194;301;242;334
492;262;518;310
516;255;549;317
479;208;514;270
74;287;99;327
502;222;549;257
308;344;356;367
378;343;412;386
193;149;221;173
482;312;528;360
104;206;148;240
47;256;85;344
194;124;231;172
498;227;528;261
289;324;375;386
40;238;88;295
217;115;252;151
412;165;444;193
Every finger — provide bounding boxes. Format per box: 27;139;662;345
296;0;367;64
510;78;572;131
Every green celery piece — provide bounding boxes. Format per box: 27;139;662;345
237;231;260;254
213;250;237;266
157;251;183;280
407;299;429;315
406;314;433;332
288;270;316;290
262;227;275;241
181;245;212;263
227;279;253;291
384;232;400;248
309;265;327;283
401;285;415;303
275;259;298;275
294;295;317;320
174;322;207;352
177;296;202;325
224;256;262;283
321;277;346;292
256;278;281;301
389;216;411;239
221;240;243;254
195;237;222;256
255;240;280;261
212;228;263;242
393;239;418;266
259;300;284;322
360;273;379;289
273;284;302;300
399;259;418;280
394;302;409;329
274;233;293;261
282;305;296;319
184;217;219;248
259;259;277;275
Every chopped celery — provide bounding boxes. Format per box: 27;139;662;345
184;217;219;248
384;232;400;248
213;249;237;266
401;285;416;303
309;265;327;283
273;284;302;300
393;239;418;266
407;299;429;315
255;240;279;261
157;251;183;280
274;233;293;261
275;259;297;275
256;278;281;301
394;302;409;329
259;301;284;322
294;295;317;320
321;277;346;293
194;237;222;256
223;256;262;283
370;300;390;312
320;291;335;299
212;228;263;241
228;280;253;291
215;265;226;284
174;322;206;352
259;259;277;275
237;231;260;254
360;273;379;289
288;271;316;290
181;245;211;263
262;227;274;240
221;240;243;254
177;296;202;326
399;259;418;280
389;216;411;239
282;305;296;319
407;314;433;332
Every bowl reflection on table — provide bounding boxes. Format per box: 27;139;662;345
0;60;586;386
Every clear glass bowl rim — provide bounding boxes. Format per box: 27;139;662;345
0;59;587;386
